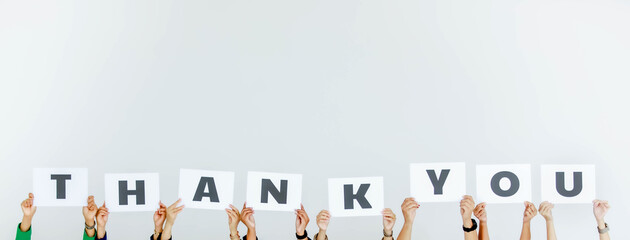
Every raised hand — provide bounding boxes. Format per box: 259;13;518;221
83;196;98;225
401;197;419;223
96;202;109;239
593;200;610;223
21;193;37;218
460;195;475;221
20;193;36;232
226;204;241;235
316;210;331;231
474;202;487;223
161;199;185;240
382;208;396;237
523;201;538;223
538;201;554;221
153;202;167;235
240;202;256;229
165;199;185;225
295;204;310;236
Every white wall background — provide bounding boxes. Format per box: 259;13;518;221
1;0;629;239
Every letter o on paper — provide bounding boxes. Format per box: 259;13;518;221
490;171;520;197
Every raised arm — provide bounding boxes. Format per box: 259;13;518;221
162;199;185;240
461;195;478;240
96;202;109;240
82;196;98;239
473;203;489;240
240;203;257;240
16;193;36;240
152;202;167;240
538;201;556;240
397;197;419;240
315;210;330;240
296;204;311;240
519;201;537;240
382;208;396;240
227;204;242;240
593;200;611;240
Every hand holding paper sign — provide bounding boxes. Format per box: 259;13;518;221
153;201;167;238
82;196;98;237
519;201;538;240
473;203;487;222
226;204;241;239
474;203;489;240
316;210;331;240
397;197;419;240
523;201;538;223
162;199;185;240
20;193;36;232
295;204;310;236
593;200;610;240
240;203;257;240
96;202;109;239
538;201;557;240
382;208;396;239
460;195;477;240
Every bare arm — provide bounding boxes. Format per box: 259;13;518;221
474;203;489;240
82;196;98;238
593;200;611;240
20;193;37;232
519;202;537;240
539;201;556;240
315;210;330;240
461;196;478;240
96;202;109;239
240;203;257;240
397;197;419;240
161;199;184;240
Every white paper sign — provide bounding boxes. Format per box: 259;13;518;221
33;168;88;206
541;165;595;203
328;177;384;217
104;173;160;212
410;163;466;202
476;165;532;203
179;169;235;210
246;172;302;211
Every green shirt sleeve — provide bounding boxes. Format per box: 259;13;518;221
83;229;96;240
15;223;32;240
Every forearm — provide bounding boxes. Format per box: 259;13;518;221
85;219;96;238
245;227;256;240
545;221;556;240
316;229;327;240
20;216;32;232
161;223;173;240
519;222;531;240
478;222;489;240
597;220;610;240
463;218;478;240
97;225;106;239
397;222;413;240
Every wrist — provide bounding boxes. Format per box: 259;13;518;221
384;228;393;235
297;229;305;235
85;219;95;227
462;217;472;227
597;219;606;228
154;226;163;233
318;228;327;234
